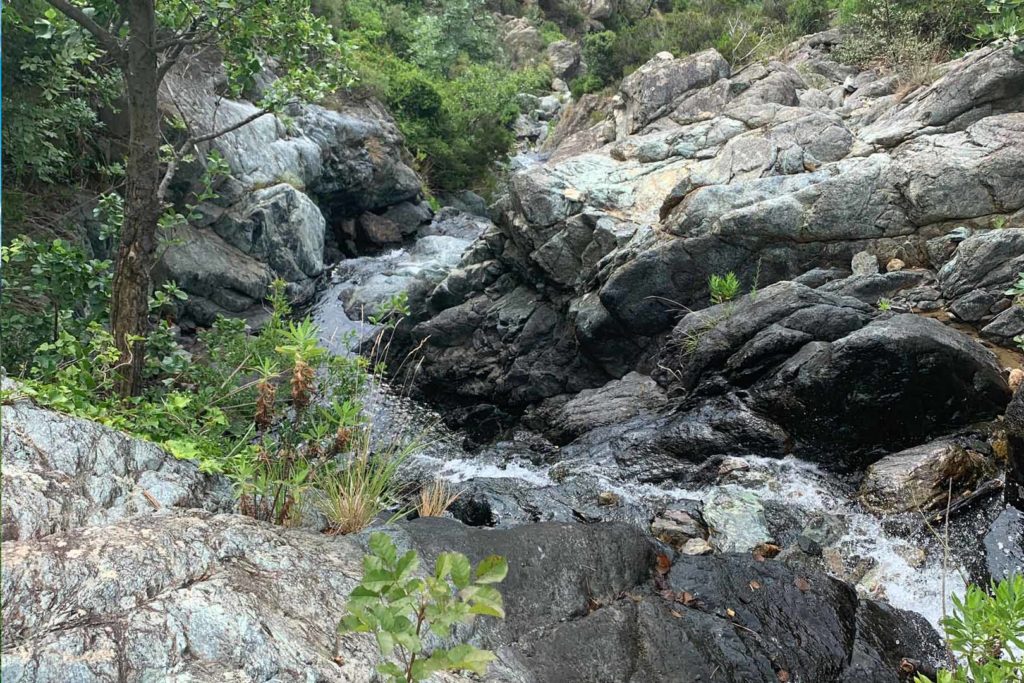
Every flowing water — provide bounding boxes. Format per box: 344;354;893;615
308;239;990;636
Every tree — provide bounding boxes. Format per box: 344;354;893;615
40;0;349;395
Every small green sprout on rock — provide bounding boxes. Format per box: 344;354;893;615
339;532;508;682
709;272;741;305
877;297;893;311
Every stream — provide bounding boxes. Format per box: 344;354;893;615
304;235;1007;635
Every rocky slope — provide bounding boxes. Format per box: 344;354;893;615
0;397;943;682
399;35;1024;461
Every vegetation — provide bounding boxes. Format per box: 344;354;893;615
709;272;742;305
339;532;508;682
917;574;1024;683
416;480;462;518
313;0;549;192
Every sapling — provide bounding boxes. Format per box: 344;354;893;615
339;532;508;682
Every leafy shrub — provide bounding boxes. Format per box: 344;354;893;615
570;73;606;98
538;20;567;45
582;30;620;85
339;532;508;682
974;0;1024;53
917;574;1024;683
709;272;741;304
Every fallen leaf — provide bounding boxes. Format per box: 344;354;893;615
776;669;790;682
794;576;811;592
656;553;672;575
726;608;736;618
681;591;695;606
749;580;762;591
671;609;682;618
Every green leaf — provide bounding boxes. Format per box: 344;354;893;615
465;585;505;619
443;644;496;675
376;629;395;655
395;550;420;580
474;555;508;584
450;553;471;589
369;532;399;567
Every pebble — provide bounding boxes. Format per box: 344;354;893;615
680;538;713;555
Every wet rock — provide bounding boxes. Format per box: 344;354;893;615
939;228;1024;317
859;437;994;514
528;371;667;444
651;508;705;548
598;491;621;506
357;210;403;245
978;504;1024;582
703;488;772;553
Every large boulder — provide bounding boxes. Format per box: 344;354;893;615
658;282;1010;467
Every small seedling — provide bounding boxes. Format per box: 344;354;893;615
877;298;893;311
339;532;508;682
709;272;741;305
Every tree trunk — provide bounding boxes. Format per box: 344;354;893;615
111;0;161;396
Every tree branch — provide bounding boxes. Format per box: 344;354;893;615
45;0;126;65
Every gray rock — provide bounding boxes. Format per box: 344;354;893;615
982;305;1024;347
357;210;403;245
547;40;583;80
851;250;879;275
619;49;730;133
859;438;994;514
1;399;232;542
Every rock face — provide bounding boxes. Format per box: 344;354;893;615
400;41;1023;468
1;398;232;542
157;49;421;325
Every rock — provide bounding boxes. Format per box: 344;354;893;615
357;211;403;245
619;49;731;133
703;488;772;553
527;372;667;444
939;229;1024;314
982;305;1024;346
547;40;583;80
598;491;621;506
381;200;433;237
154;224;274;325
1011;368;1024;392
210;183;325;298
718;456;751;477
886;258;906;272
502;18;543;66
851;250;879;275
977;505;1024;582
436;190;489;218
157;51;420;321
658;281;1010;466
680;537;713;555
859;437;994;514
1;399;232;542
651;508;705;548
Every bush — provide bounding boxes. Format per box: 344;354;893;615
582;30;620;85
339;532;508;682
570;73;605;98
917;574;1024;683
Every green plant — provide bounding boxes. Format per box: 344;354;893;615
916;574;1024;683
993;216;1009;229
582;30;619;86
973;0;1024;53
709;272;741;305
339;532;508;682
417;480;461;517
877;297;893;311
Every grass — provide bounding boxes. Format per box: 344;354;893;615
417;479;461;517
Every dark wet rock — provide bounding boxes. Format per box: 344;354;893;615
977;504;1024;582
859;437;995;514
658;281;1009;467
703;488;772;552
981;305;1024;347
526;372;668;444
